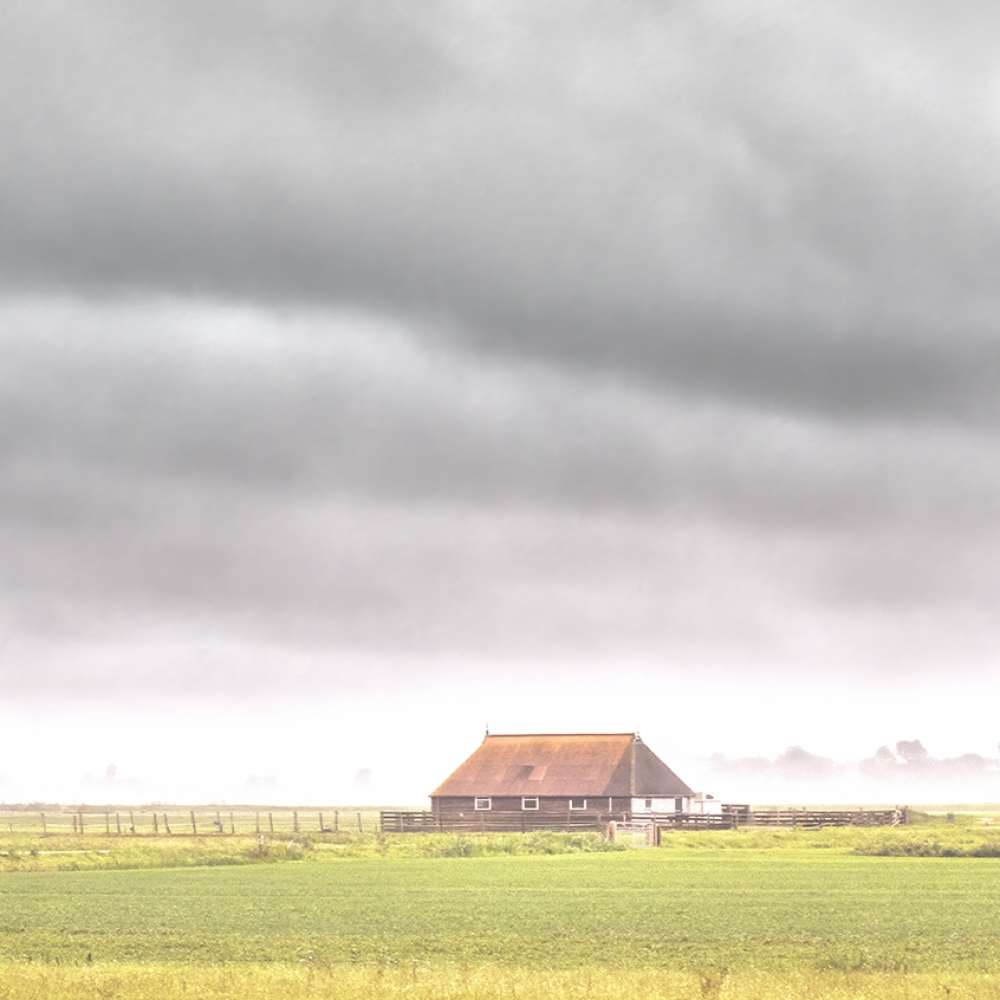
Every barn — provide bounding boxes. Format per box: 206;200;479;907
430;732;698;830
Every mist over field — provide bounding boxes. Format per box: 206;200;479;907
2;2;999;806
700;741;1000;807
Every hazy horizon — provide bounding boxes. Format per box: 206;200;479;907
2;2;999;808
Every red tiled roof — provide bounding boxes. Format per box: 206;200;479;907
431;733;693;798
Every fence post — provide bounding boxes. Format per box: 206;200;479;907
216;810;222;833
269;812;274;833
153;813;159;835
230;812;235;835
164;813;171;835
334;810;339;832
294;811;299;834
319;812;324;833
129;811;135;834
40;813;46;836
357;811;362;832
190;811;197;835
116;813;121;835
79;810;85;835
256;811;260;834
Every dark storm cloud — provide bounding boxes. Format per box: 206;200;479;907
3;299;999;532
3;1;1000;418
3;3;1000;703
1;299;999;690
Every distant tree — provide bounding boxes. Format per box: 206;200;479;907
859;745;899;779
774;746;837;780
895;740;929;764
940;753;992;776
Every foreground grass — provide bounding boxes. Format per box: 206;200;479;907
5;819;1000;994
3;851;1000;972
4;964;1000;1000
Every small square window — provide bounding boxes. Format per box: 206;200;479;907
474;798;491;811
644;798;652;809
522;797;539;811
569;798;586;810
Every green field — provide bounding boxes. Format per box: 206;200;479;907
4;823;1000;997
2;850;1000;972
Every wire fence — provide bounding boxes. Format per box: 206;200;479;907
0;808;387;837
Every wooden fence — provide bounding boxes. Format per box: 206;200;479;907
380;810;619;834
382;806;908;835
0;804;907;839
733;807;907;829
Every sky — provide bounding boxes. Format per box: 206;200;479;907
2;0;1000;806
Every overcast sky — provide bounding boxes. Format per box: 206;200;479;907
2;1;1000;806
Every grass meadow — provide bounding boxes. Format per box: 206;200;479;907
3;813;1000;997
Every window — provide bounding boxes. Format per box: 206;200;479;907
674;797;683;812
522;797;539;811
474;798;491;811
569;798;586;810
644;798;652;809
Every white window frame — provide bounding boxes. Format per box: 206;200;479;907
474;797;491;811
569;798;586;810
522;797;539;811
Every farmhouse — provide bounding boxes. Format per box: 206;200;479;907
381;732;907;834
430;732;699;829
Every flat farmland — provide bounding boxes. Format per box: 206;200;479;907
2;850;1000;972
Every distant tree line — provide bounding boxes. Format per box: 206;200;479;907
708;740;998;785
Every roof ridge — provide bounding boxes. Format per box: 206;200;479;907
483;732;634;738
